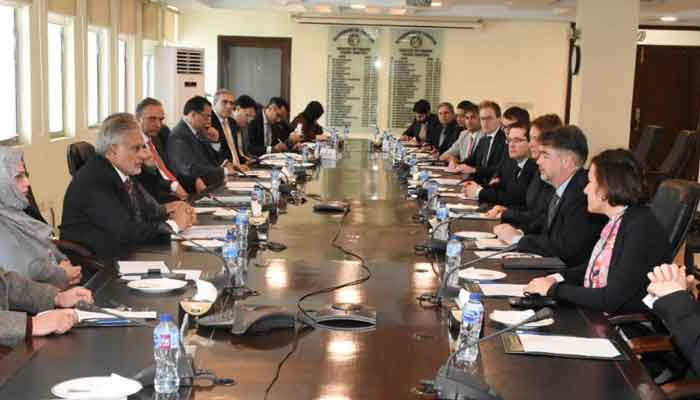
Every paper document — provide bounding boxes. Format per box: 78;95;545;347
195;195;251;205
117;261;169;275
518;333;621;358
172;269;203;280
449;212;498;220
178;225;231;240
77;308;157;321
475;238;510;249
434;178;462;186
420;165;449;171
474;251;542;259
438;193;462;198
479;283;526;297
226;181;271;190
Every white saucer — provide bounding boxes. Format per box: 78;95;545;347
51;374;142;399
454;231;497;240
182;239;224;249
127;278;187;294
489;309;554;329
458;268;507;281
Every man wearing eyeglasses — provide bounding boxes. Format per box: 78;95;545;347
463;121;537;207
168;95;235;193
211;89;250;173
457;100;508;185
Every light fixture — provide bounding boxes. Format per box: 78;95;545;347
374;59;382;69
431;1;443;6
350;4;366;9
660;16;678;22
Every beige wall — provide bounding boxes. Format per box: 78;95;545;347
178;9;570;135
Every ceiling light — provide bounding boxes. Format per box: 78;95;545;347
350;4;366;9
431;1;443;6
660;16;678;22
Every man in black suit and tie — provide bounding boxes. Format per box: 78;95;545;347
457;100;508;185
463;121;537;207
425;102;460;156
494;125;606;267
60;113;195;259
168;96;236;193
248;97;288;157
211;89;250;173
400;99;440;145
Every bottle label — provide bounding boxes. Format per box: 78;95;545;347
157;333;171;350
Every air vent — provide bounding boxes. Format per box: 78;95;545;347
176;49;204;74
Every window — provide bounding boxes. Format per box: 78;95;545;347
47;21;65;135
143;54;154;98
118;38;127;112
87;28;108;127
0;5;18;143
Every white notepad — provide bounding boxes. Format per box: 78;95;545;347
479;283;526;297
177;225;231;240
117;261;169;275
517;333;622;358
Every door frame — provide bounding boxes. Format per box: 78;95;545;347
217;36;292;105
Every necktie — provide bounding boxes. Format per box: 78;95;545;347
513;165;522;181
438;127;447;147
466;133;476;158
124;178;142;222
147;141;177;182
546;193;561;229
264;122;272;148
221;118;240;166
480;136;492;167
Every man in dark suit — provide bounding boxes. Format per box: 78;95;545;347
168;96;236;193
134;97;191;203
248;97;289;157
60;113;194;259
275;97;294;141
211;89;250;172
458;100;508;185
400;99;440;144
494;125;606;267
426;102;460;156
463;121;537;208
230;95;258;162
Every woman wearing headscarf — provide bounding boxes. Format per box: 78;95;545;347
289;101;328;150
0;147;81;289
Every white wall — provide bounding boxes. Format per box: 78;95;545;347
178;9;570;134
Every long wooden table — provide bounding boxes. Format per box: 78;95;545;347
0;139;665;399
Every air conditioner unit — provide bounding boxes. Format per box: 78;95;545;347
154;46;205;126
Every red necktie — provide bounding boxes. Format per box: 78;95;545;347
148;141;178;182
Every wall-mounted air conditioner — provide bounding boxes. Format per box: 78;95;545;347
154;46;205;126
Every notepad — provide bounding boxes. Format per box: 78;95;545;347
77;309;157;321
117;261;169;275
226;181;271;190
517;333;622;359
474;251;542;259
434;178;462;186
177;225;231;240
479;283;526;297
171;269;203;280
475;238;510;250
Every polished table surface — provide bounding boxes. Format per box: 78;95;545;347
0;140;665;400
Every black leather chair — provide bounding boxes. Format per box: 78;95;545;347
649;179;700;261
646;131;699;196
632;125;663;169
67;141;96;176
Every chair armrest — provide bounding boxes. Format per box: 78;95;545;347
52;239;93;258
608;313;652;325
628;335;675;355
663;378;700;400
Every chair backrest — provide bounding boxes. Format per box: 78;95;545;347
632;125;663;167
67;141;96;176
650;179;700;260
659;131;697;178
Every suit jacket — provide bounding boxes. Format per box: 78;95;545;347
248;108;289;157
134;165;178;204
0;268;57;347
516;168;607;267
548;206;669;315
426;120;460;155
402;113;440;140
211;113;242;164
167;119;225;192
654;291;700;374
463;129;508;185
501;170;554;234
155;125;171;164
60;155;171;259
477;158;538;207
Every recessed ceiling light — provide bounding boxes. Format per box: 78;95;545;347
431;1;443;6
350;4;367;9
660;16;678;22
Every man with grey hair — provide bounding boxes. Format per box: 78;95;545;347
211;89;249;172
60;113;195;258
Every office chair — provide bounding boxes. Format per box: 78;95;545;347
67;141;96;176
646;131;699;196
632;125;663;169
649;179;700;261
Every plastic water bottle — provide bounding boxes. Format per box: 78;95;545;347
409;154;419;176
314;140;321;159
235;209;250;251
251;186;264;216
456;293;484;365
302;146;309;163
286;156;296;176
266;145;272;154
434;202;450;242
153;314;181;394
445;235;462;287
222;229;239;281
270;168;281;208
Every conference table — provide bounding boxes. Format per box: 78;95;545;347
0;139;665;399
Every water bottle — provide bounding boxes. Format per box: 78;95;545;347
456;293;484;365
343;126;350;141
270;168;281;208
418;169;430;186
434;202;450;242
424;180;439;210
286;156;296;176
445;235;462;287
153;313;181;394
234;209;250;251
222;229;239;281
302;146;309;163
236;252;248;288
314;140;321;159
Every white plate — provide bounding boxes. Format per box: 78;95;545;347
454;231;496;240
182;239;224;249
489;310;554;329
127;278;187;294
458;268;507;281
51;374;142;399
